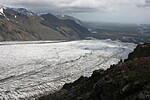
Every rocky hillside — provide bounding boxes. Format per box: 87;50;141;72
0;7;91;41
38;43;150;100
125;43;150;61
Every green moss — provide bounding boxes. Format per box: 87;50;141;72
127;76;137;82
113;74;124;80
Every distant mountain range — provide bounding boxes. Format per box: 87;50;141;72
6;7;34;15
83;21;150;43
0;6;91;41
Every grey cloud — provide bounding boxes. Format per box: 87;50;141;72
145;0;150;6
0;0;148;14
18;5;98;14
139;0;150;7
61;7;99;13
2;0;100;14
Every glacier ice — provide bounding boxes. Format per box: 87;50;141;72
0;40;136;99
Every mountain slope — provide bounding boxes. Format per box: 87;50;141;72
55;14;82;25
38;43;150;100
41;13;90;39
0;7;91;41
7;8;34;15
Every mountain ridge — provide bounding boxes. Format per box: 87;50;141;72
55;14;82;25
0;6;91;41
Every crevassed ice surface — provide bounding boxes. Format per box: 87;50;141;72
0;40;136;100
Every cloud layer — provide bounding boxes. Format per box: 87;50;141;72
145;0;150;6
1;0;150;24
0;0;147;13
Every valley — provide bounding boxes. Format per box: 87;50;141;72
0;5;149;100
84;22;150;43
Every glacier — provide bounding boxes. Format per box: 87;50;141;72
0;40;136;99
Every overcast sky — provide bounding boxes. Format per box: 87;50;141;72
1;0;150;24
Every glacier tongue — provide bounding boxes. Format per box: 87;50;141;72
0;40;136;99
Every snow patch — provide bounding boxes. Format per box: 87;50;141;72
0;8;4;15
0;7;9;20
61;15;64;18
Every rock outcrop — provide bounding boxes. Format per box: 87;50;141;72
38;43;150;100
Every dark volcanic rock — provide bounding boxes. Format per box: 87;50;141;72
125;43;150;61
93;57;150;100
38;43;150;100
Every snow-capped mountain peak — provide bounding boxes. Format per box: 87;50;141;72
0;5;34;15
0;7;9;20
12;8;34;15
61;15;64;18
0;7;4;15
5;7;34;15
